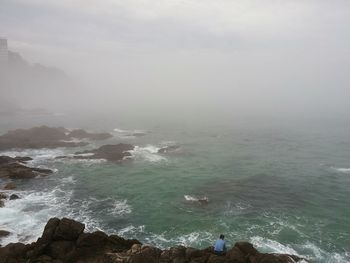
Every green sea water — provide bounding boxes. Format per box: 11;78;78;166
0;115;350;262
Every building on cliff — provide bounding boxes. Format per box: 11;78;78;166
0;38;8;64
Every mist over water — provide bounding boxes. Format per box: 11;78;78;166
1;1;350;262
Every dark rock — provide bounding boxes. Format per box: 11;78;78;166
235;241;259;256
74;144;134;162
76;231;109;248
0;230;10;238
68;129;113;140
9;194;19;200
4;183;16;190
226;246;246;263
46;240;75;260
53;218;85;241
0;242;29;263
41;218;60;243
0;156;52;179
0;126;113;150
128;245;162;263
0;217;305;263
0;200;4;208
0;192;7;199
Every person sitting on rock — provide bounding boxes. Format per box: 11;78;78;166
214;234;227;255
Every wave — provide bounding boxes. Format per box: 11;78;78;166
0;148;66;162
113;128;147;139
0;176;131;246
127;145;166;163
108;200;132;216
250;236;350;263
184;195;209;203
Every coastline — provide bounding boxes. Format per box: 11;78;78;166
0;217;305;263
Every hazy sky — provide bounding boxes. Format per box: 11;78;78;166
1;0;350;119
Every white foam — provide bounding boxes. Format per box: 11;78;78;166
332;167;350;173
250;237;350;263
109;200;132;216
113;128;147;139
128;145;166;163
0;148;65;162
184;195;209;203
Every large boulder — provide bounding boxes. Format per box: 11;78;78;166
73;144;134;162
53;218;85;241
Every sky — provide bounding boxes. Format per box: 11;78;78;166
1;0;350;120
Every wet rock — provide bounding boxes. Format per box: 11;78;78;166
0;192;7;199
68;129;112;140
0;230;10;238
3;183;16;190
0;156;52;179
9;194;20;200
0;200;4;208
74;144;134;162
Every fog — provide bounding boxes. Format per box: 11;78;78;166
1;0;350;123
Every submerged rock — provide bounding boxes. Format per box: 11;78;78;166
0;156;52;179
158;145;180;154
73;143;134;162
0;217;306;263
0;126;113;150
9;194;20;200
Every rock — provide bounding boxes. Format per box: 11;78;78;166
9;194;19;200
0;192;7;199
4;182;16;189
234;241;259;256
0;217;305;263
128;245;162;263
46;240;75;260
76;231;109;248
68;129;113;140
158;145;180;154
53;218;85;241
0;156;52;179
74;144;134;162
0;200;4;208
226;246;246;263
41;218;60;243
0;126;113;150
0;230;10;238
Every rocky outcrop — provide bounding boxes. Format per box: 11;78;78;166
73;144;134;162
68;129;112;140
0;126;113;150
0;217;306;263
0;156;52;179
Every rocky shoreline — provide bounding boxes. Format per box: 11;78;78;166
0;217;305;263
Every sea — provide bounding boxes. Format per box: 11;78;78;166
0;113;349;262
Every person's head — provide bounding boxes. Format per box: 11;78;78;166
219;234;225;239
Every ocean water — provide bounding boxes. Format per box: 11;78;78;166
0;115;350;262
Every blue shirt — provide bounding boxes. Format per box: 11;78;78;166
214;238;226;252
